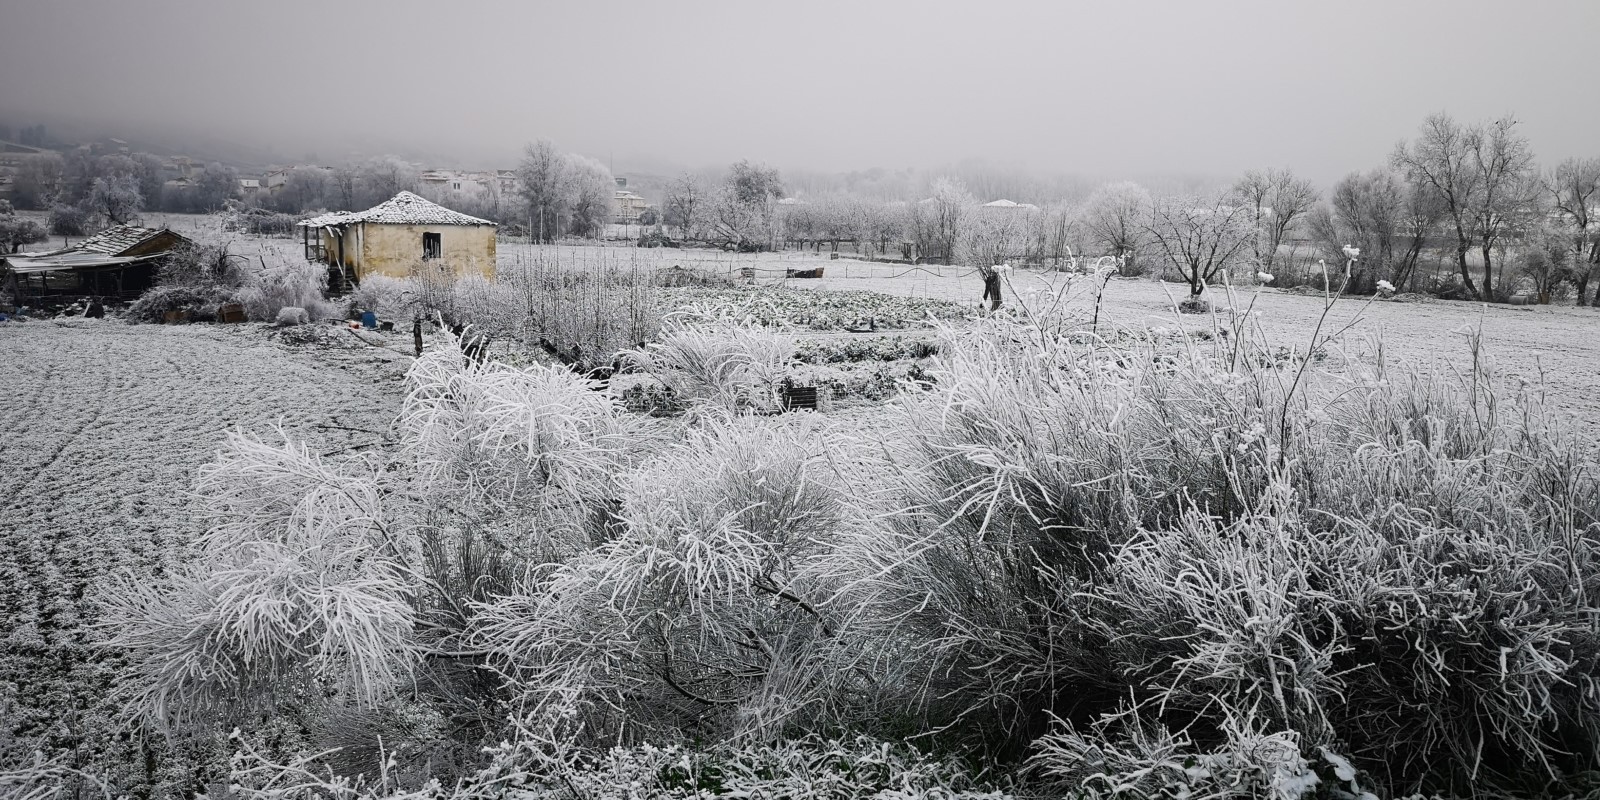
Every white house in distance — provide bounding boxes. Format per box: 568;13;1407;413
613;190;649;223
982;199;1039;210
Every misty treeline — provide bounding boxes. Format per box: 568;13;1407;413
669;111;1594;304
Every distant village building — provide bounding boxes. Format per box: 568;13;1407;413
613;190;649;224
0;139;47;169
2;224;191;302
299;191;497;291
264;168;290;192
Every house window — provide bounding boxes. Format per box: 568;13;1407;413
423;232;442;260
452;182;461;190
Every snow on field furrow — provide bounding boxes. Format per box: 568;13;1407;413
0;319;405;742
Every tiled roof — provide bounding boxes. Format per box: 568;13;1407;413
300;191;495;228
74;225;169;255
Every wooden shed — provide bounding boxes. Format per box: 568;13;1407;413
2;224;190;302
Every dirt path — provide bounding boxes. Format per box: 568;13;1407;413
0;319;408;754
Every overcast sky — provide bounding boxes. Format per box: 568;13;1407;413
1;0;1595;184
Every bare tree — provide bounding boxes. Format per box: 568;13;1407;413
663;173;705;240
356;156;419;208
12;152;64;210
86;175;143;225
1465;117;1536;301
707;160;784;251
565;154;615;238
1392;113;1534;300
515;140;569;244
1545;157;1600;305
1230;168;1318;269
1081;181;1151;270
928;176;973;265
1144;195;1256;299
1309;170;1443;293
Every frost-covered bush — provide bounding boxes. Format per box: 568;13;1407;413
474;416;873;745
499;258;663;372
621;321;795;414
125;285;225;323
235;258;336;322
94;283;1600;798
836;302;1600;795
99;432;413;728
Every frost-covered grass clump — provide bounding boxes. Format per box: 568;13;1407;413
82;299;1600;799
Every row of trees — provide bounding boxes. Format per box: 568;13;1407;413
662;160;787;251
10;150;242;223
655;113;1597;304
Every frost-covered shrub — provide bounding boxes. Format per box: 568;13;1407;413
348;274;413;320
99;432;413;728
499;258;663;372
474;417;872;745
621;321;795;414
398;339;637;560
236;258;336;322
839;302;1600;794
47;203;89;236
125;285;224;323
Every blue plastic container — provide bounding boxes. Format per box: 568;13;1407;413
360;311;377;329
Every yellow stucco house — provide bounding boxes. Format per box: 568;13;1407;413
300;191;497;290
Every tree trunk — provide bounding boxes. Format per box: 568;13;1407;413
1480;244;1495;301
1456;240;1477;298
1576;273;1591;307
981;272;1003;311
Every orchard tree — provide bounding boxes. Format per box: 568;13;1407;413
663;173;705;240
1081;181;1151;270
1144;195;1256;299
133;153;166;211
1544;157;1600;305
708;160;784;251
565;154;615;238
918;176;974;264
356;156;419;208
1520;222;1575;304
272;166;333;213
194;162;240;212
0;213;49;253
11;152;63;209
330;165;359;211
1230;168;1318;269
515;140;569;243
86;175;143;224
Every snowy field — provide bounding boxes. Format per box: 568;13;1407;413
128;213;1600;420
0;319;408;752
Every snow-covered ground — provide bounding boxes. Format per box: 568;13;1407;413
0;318;408;749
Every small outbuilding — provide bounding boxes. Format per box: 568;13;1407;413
300;191;497;291
3;224;191;303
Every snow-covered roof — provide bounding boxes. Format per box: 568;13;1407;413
3;253;152;274
982;199;1039;209
300;191;496;228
